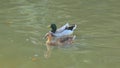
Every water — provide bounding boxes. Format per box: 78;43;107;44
0;0;120;68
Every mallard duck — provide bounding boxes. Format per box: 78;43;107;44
44;32;76;58
48;23;77;37
45;32;76;46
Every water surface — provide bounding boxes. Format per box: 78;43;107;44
0;0;120;68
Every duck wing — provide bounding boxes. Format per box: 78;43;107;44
56;23;69;33
53;30;73;37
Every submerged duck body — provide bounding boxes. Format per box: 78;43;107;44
46;32;76;46
49;23;77;37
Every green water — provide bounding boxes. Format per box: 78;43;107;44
0;0;120;68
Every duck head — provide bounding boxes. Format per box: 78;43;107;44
49;24;57;33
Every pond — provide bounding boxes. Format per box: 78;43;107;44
0;0;120;68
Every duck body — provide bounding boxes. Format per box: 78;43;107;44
49;23;77;38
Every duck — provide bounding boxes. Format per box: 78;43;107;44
45;32;76;46
44;32;76;58
48;23;77;38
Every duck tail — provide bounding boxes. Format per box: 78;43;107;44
72;24;77;31
65;24;77;31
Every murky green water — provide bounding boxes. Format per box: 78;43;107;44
0;0;120;68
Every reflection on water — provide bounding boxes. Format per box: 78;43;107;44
0;0;120;68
